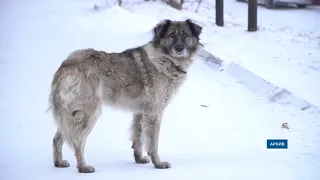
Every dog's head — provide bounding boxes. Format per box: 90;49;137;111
152;19;203;59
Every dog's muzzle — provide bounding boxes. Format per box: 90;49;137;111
172;44;187;58
174;44;185;53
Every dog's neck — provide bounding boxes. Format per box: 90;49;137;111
142;43;194;77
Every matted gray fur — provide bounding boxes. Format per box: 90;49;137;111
49;19;202;173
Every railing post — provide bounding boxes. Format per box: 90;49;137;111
248;0;258;31
216;0;224;27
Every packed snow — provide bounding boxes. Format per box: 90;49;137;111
0;0;319;180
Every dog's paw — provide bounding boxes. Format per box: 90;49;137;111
134;155;150;164
154;161;171;169
78;165;95;173
54;160;70;168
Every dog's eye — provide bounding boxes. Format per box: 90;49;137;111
183;32;189;38
169;33;175;38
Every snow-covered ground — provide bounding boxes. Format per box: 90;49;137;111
0;0;319;180
126;0;320;108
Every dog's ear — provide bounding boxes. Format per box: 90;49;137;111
186;19;202;38
153;19;171;39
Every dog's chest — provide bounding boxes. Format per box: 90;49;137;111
150;73;184;104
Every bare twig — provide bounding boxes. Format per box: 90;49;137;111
162;0;183;10
301;105;311;111
118;0;122;6
195;0;203;13
93;4;99;10
200;104;209;107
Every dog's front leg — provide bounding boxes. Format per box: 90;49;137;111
142;113;171;169
131;113;151;164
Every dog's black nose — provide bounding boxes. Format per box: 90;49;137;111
174;44;185;52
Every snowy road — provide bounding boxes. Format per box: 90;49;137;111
0;0;319;180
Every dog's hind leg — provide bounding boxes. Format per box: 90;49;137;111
53;130;70;167
51;69;102;173
72;105;101;173
131;113;150;164
73;133;94;173
142;113;171;169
